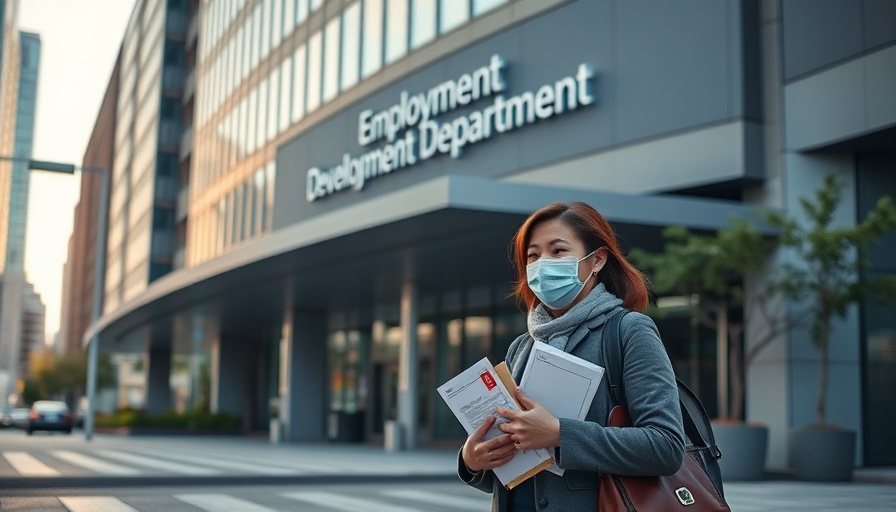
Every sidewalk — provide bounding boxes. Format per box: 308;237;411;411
3;432;896;510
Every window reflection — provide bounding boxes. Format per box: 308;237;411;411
341;2;361;90
473;0;507;16
410;0;436;49
362;0;383;77
385;0;408;64
440;0;470;33
323;16;341;102
306;31;322;112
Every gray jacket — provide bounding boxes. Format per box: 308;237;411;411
458;307;685;511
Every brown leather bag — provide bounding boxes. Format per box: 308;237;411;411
597;405;731;511
597;310;730;511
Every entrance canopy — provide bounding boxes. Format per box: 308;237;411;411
86;176;769;351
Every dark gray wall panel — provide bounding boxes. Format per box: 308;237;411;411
782;0;864;81
615;0;733;141
864;0;896;50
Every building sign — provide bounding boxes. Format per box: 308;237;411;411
306;54;595;202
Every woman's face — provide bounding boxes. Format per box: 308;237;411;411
527;218;607;312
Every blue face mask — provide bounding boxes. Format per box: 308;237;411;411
526;251;595;309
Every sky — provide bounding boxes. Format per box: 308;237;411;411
18;0;136;341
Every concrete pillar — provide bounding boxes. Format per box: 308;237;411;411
145;348;172;413
210;337;247;417
397;281;419;450
279;305;327;442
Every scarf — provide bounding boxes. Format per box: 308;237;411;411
528;282;623;351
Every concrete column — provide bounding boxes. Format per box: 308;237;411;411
279;305;327;442
210;337;247;417
144;348;172;413
397;281;419;450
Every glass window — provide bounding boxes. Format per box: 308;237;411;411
323;16;341;102
280;56;292;132
410;0;436;49
296;0;308;25
291;44;307;122
247;88;258;154
341;2;360;90
268;67;280;140
265;162;276;232
261;0;271;59
240;25;250;79
361;0;383;78
310;0;323;12
251;4;262;69
254;169;265;235
473;0;506;15
306;31;322;112
385;0;408;64
243;180;254;238
284;0;295;36
238;95;249;159
272;0;283;48
440;0;469;33
257;77;268;147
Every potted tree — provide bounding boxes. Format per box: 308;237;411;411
764;174;896;481
633;219;802;481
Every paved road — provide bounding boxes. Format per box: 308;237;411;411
2;429;895;511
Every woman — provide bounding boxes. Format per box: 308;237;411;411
458;202;684;511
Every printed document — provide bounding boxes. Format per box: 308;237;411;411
519;342;605;476
437;357;553;489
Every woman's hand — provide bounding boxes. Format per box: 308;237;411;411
496;389;561;451
461;416;517;473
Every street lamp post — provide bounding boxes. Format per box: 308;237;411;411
0;155;108;442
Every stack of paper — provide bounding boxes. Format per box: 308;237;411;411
437;357;553;489
518;342;605;475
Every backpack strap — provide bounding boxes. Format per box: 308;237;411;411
598;308;722;460
599;309;629;407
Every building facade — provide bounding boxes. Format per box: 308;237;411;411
73;0;896;470
0;18;44;406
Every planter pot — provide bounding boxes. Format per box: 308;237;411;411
712;422;768;481
790;427;856;482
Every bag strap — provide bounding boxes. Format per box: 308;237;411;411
600;309;629;407
599;309;721;460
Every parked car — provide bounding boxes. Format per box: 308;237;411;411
3;408;31;429
26;400;73;435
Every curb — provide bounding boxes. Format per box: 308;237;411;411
0;473;459;493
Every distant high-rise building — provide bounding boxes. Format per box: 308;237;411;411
60;55;119;355
0;15;44;406
103;0;186;314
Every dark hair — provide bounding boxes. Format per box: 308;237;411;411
510;202;649;311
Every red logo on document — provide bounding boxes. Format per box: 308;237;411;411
480;370;497;390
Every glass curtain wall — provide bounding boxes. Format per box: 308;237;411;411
326;282;525;442
191;0;511;267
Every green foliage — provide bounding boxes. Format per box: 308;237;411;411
22;351;117;404
631;215;777;420
634;174;896;426
764;175;896;426
94;407;239;431
632;218;773;306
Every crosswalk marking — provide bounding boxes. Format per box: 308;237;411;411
381;489;487;510
173;494;278;512
148;447;346;474
94;449;220;475
52;450;141;475
142;449;297;475
282;491;423;512
58;496;139;512
3;451;61;476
